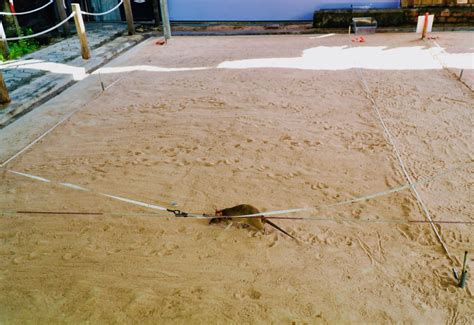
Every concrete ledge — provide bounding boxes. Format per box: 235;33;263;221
313;6;474;28
0;34;145;128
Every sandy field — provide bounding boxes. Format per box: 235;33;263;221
0;32;473;323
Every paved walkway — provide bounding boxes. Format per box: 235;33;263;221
1;23;127;92
0;23;146;128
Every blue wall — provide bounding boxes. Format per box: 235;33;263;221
169;0;400;21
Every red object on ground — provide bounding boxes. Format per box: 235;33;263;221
351;36;366;43
155;39;166;45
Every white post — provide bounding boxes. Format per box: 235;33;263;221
0;21;9;58
71;3;91;60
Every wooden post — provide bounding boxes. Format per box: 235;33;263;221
123;0;135;35
55;0;70;36
160;0;171;39
151;0;161;27
0;71;11;106
0;21;9;58
71;3;91;60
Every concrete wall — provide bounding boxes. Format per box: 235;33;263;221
168;0;400;21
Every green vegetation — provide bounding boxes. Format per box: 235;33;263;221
1;28;40;61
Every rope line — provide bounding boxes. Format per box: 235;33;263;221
428;40;473;91
0;0;53;16
190;162;471;219
352;50;453;260
0;89;82;169
0;74;124;169
81;0;123;16
4;161;471;221
2;12;75;41
1;209;473;226
5;169;169;212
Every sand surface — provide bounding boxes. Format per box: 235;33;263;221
1;33;473;323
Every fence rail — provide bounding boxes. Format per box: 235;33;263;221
0;0;54;16
2;12;75;41
81;0;124;16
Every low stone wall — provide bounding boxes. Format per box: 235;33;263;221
401;0;473;7
313;6;473;28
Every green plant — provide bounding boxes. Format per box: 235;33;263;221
1;28;40;61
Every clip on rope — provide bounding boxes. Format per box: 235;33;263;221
166;209;216;219
167;209;189;218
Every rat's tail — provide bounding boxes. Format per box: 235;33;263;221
264;219;297;240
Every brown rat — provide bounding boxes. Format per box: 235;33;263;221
210;204;296;240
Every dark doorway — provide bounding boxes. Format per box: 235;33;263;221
119;0;155;22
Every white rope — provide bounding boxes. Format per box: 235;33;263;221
187;208;309;219
0;74;124;169
81;0;123;16
0;96;81;168
2;12;75;41
6;169;169;211
0;0;54;16
345;33;454;260
355;66;453;260
4;162;471;222
428;40;473;91
198;162;471;219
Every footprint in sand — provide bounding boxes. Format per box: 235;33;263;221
351;209;362;219
234;288;262;300
267;233;279;248
157;243;179;256
12;256;24;265
62;253;74;261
